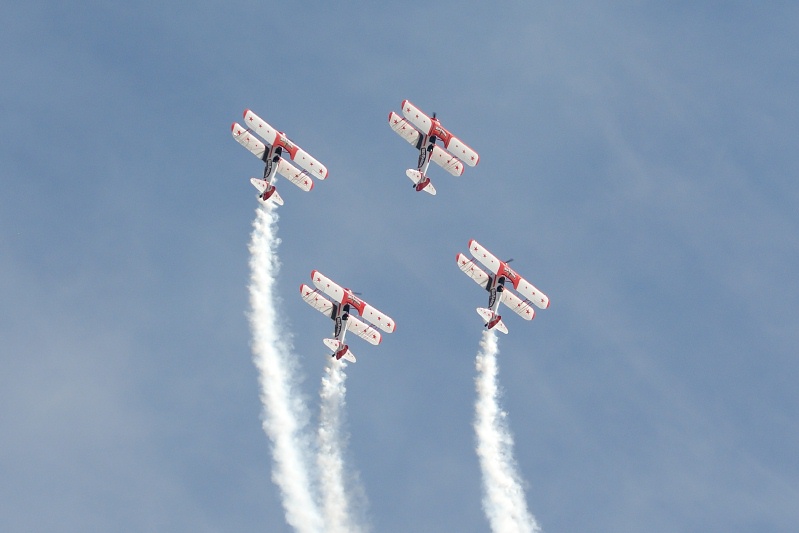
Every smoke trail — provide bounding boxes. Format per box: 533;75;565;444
248;205;323;533
474;330;541;533
317;358;368;533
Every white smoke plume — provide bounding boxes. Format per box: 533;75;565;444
317;358;368;533
474;330;541;533
248;205;323;533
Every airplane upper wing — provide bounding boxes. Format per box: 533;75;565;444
242;109;279;145
443;135;479;167
347;315;382;346
300;284;335;319
467;240;502;276
514;278;550;309
456;253;490;290
500;289;536;320
310;270;345;304
431;145;465;176
469;240;550;309
388;111;421;146
401;100;433;135
243;109;328;180
360;303;395;333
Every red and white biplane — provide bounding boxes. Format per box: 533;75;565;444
388;100;479;195
231;109;328;206
456;240;550;333
300;271;396;363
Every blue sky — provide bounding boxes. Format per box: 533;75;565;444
2;2;798;532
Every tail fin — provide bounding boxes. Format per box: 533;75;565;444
405;169;436;195
323;338;356;363
476;308;509;334
250;178;284;206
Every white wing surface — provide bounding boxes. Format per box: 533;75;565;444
388;111;421;146
249;178;284;206
242;109;279;146
456;253;490;289
293;147;328;180
347;315;382;346
444;135;479;167
431;145;465;176
468;240;502;276
515;277;550;309
311;271;346;304
300;284;335;318
361;303;395;333
500;290;536;320
232;122;268;160
277;158;314;192
401;100;433;135
406;169;437;195
242;109;328;180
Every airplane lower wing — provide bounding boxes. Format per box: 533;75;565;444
232;122;268;160
431;145;465;176
347;315;382;345
388;111;422;146
456;253;490;289
277;158;314;192
500;290;536;320
300;284;335;319
243;109;328;180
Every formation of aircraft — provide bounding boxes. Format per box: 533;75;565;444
300;271;396;363
388;100;479;195
456;240;550;334
230;103;548;362
231;109;328;206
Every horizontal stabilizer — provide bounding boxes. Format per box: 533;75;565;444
406;169;436;195
323;339;356;363
476;308;508;334
249;178;284;206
